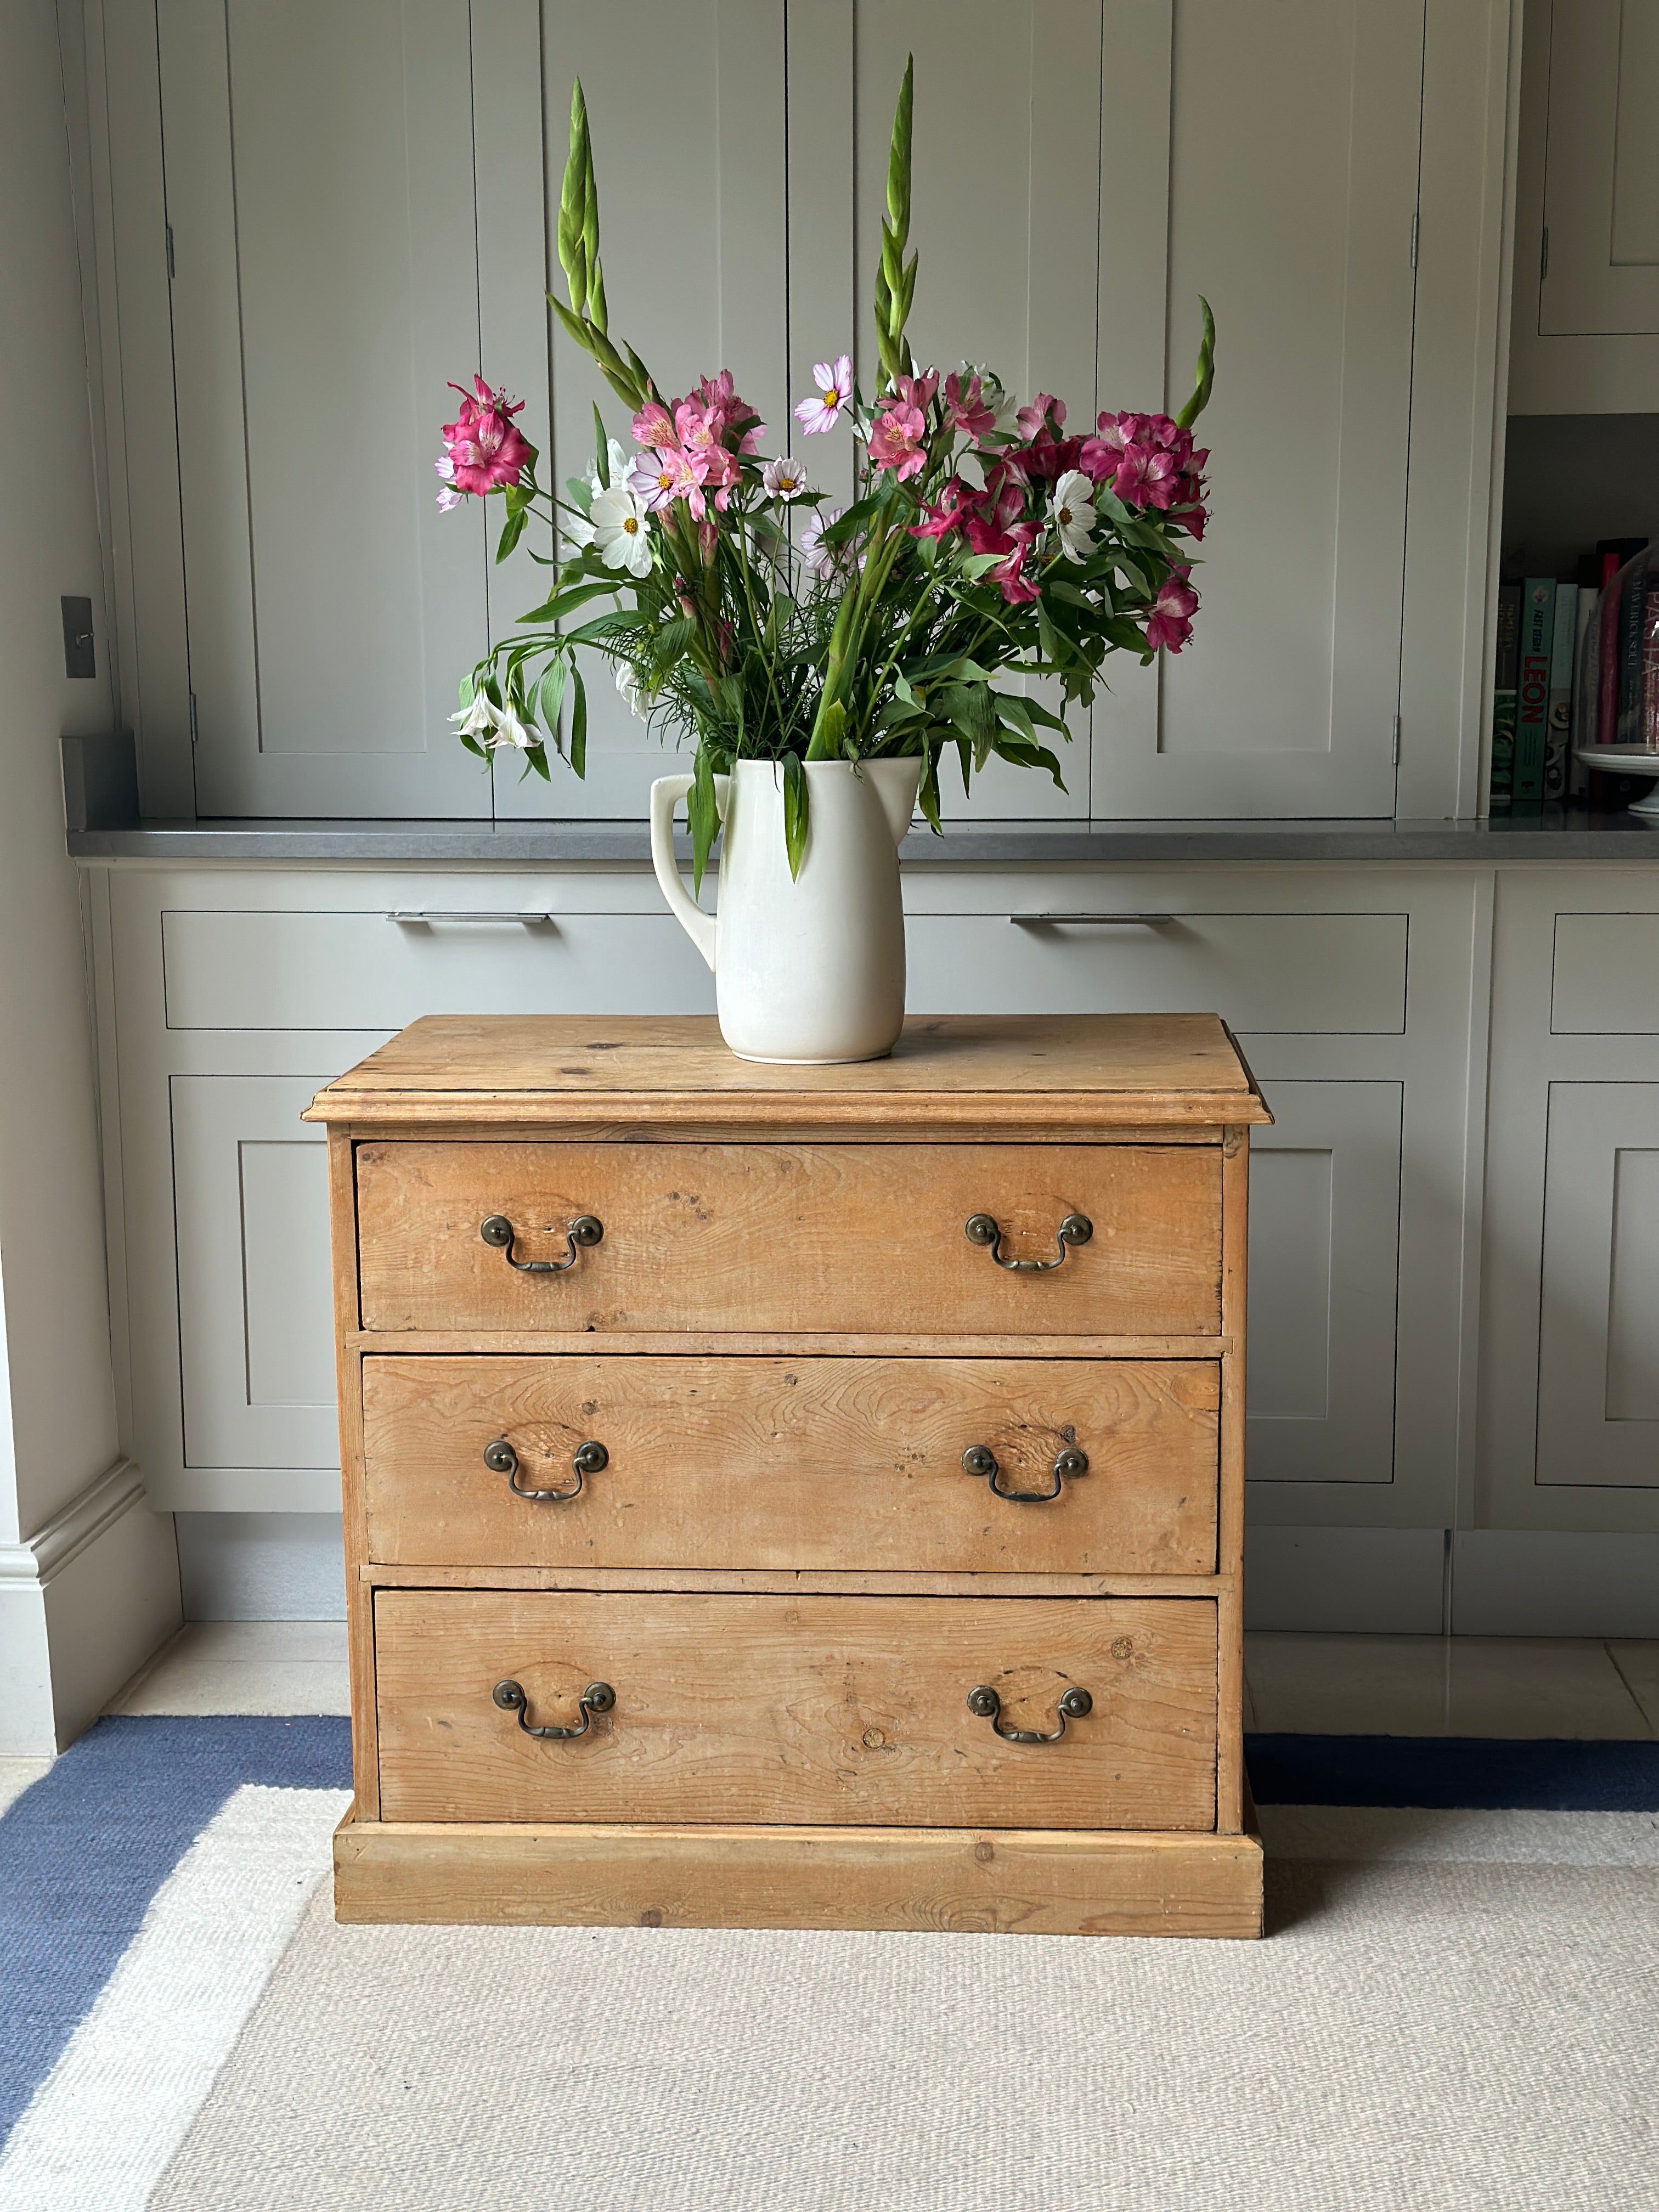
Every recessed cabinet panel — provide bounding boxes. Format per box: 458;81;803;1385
1538;0;1659;336
1550;913;1659;1033
1538;1083;1659;1486
905;912;1408;1033
171;1076;340;1469
1246;1082;1402;1483
1095;0;1423;818
162;909;716;1029
158;0;492;816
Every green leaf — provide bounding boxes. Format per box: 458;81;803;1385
917;740;943;832
537;657;568;739
782;751;809;880
991;731;1067;789
564;607;651;645
593;404;611;488
568;662;588;777
515;579;616;625
494;507;527;564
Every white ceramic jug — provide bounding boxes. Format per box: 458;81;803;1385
648;756;922;1064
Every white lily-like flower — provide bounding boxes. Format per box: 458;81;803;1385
761;455;810;501
493;702;535;751
615;661;651;721
450;691;498;739
1049;469;1097;562
590;483;653;578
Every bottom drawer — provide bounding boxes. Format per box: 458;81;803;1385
374;1590;1218;1832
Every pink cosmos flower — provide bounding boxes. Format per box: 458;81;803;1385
795;355;853;436
627;452;684;512
1146;567;1200;652
945;370;997;441
439;375;533;495
867;399;928;481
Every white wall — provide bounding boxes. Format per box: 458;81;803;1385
0;0;179;1752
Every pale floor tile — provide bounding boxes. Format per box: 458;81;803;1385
1609;1642;1659;1732
1446;1638;1654;1740
1245;1633;1450;1736
0;1758;52;1818
106;1621;350;1717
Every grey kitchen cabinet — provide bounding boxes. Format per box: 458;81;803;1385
76;0;1500;825
1510;0;1659;412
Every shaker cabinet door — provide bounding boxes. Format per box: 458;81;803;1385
1537;0;1659;338
1092;0;1424;819
157;0;494;817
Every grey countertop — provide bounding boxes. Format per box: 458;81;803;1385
65;811;1659;864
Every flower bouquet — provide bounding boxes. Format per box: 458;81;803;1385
437;58;1214;1061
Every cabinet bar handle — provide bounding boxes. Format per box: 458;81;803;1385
1008;912;1173;926
386;910;556;925
480;1214;603;1273
493;1678;614;1739
966;1684;1092;1743
961;1443;1088;1502
483;1436;607;1502
964;1212;1092;1272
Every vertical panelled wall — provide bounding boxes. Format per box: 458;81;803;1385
88;0;1457;823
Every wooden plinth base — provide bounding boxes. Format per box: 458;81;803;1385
334;1813;1263;1939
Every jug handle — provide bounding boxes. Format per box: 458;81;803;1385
648;774;727;972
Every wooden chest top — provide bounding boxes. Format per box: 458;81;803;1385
304;1012;1271;1132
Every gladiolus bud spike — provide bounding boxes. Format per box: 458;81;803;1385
558;82;592;318
1175;296;1215;430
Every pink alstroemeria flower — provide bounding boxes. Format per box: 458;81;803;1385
1146;568;1200;652
909;475;979;541
867;399;928;481
1015;393;1065;442
795;355;853;436
1112;442;1180;510
439;375;533;495
631;400;678;451
890;368;939;415
693;370;765;451
989;534;1041;606
945;370;996;441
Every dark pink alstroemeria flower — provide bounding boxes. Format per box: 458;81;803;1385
945;370;996;441
909;475;979;541
439;375;533;495
867;398;928;481
1111;442;1180;510
1146;567;1200;652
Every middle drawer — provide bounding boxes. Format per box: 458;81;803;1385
362;1355;1220;1575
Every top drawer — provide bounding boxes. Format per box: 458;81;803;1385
354;1141;1223;1336
1551;913;1659;1034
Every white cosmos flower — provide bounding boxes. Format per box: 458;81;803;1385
761;455;810;500
590;484;653;578
1049;469;1097;562
564;439;631;549
450;691;498;738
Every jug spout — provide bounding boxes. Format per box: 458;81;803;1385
866;757;923;849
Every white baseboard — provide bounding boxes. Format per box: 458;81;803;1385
1451;1532;1659;1637
0;1458;182;1752
174;1513;346;1621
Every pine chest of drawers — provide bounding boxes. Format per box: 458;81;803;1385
307;1012;1269;1938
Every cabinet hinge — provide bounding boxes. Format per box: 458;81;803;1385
1541;225;1549;283
1391;713;1401;766
166;222;175;280
1409;212;1418;272
188;690;198;746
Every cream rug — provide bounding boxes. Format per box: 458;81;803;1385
149;1825;1659;2212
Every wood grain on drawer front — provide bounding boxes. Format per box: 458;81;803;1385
362;1355;1218;1575
374;1590;1217;1830
354;1142;1222;1335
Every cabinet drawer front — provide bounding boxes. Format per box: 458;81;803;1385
354;1142;1222;1336
362;1356;1219;1575
1550;913;1659;1034
374;1590;1217;1831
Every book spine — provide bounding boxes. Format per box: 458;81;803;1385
1568;577;1598;797
1489;583;1520;808
1512;578;1554;809
1544;584;1577;801
1645;584;1659;751
1616;553;1652;745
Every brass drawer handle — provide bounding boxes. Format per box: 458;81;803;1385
479;1213;603;1273
483;1437;607;1502
963;1212;1092;1272
493;1678;614;1739
961;1443;1088;1502
966;1684;1092;1743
